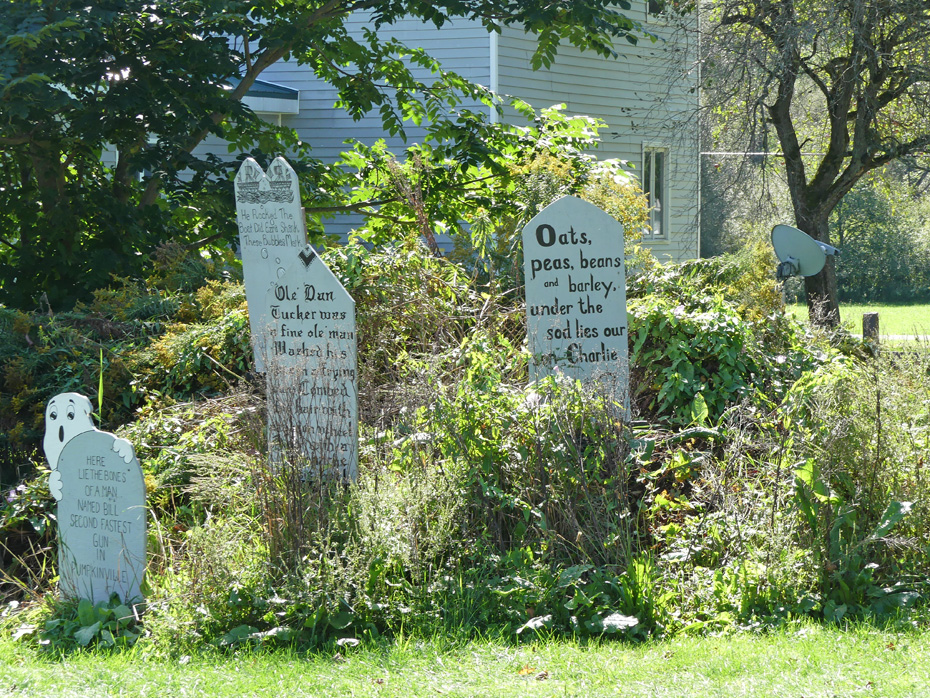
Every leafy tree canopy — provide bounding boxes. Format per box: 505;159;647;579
705;0;930;324
0;0;650;308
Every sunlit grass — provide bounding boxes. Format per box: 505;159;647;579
788;302;930;336
2;622;930;697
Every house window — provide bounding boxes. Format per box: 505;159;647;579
647;0;673;22
643;146;668;239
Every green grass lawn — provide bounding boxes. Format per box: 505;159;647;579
788;302;930;335
2;623;930;697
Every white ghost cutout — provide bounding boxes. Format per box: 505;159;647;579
43;392;135;502
43;393;94;468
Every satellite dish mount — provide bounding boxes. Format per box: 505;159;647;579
770;224;839;281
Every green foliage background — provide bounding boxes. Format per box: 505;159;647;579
0;0;654;309
830;175;930;303
0;83;926;653
3;226;927;650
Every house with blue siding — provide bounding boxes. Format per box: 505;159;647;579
224;9;701;261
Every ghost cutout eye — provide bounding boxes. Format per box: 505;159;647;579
67;404;75;420
49;407;58;421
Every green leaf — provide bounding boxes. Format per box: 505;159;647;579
249;626;296;642
557;565;592;588
328;611;354;630
689;392;708;426
793;458;816;488
77;598;96;627
824;600;847;623
794;458;839;504
793;485;818;531
868;501;913;540
74;622;102;646
219;624;258;647
882;591;920;609
93;602;113;621
113;604;133;627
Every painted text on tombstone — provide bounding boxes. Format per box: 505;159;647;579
522;196;629;410
235;157;308;371
44;393;145;604
262;245;358;479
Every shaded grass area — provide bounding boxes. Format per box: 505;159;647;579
2;623;930;697
788;302;930;335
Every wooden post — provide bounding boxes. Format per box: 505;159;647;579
863;312;880;342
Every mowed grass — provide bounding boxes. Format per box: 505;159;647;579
788;302;930;336
2;623;930;697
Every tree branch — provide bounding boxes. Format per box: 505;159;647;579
0;234;20;251
0;134;34;147
140;1;363;209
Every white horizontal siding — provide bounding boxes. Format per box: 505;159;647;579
497;14;700;262
193;11;700;257
264;15;491;154
254;15;492;238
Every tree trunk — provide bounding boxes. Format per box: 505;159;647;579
804;256;840;326
29;144;76;255
796;215;841;326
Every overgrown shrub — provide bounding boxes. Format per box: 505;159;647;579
416;372;638;568
0;310;138;483
325;239;485;424
447;148;650;290
778;349;930;618
830;177;930;303
5;234;930;650
138;296;251;399
627;257;826;425
0;251;243;484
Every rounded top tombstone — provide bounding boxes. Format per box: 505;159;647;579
521;195;629;414
57;428;147;603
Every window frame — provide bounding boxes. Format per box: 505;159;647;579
642;144;670;241
645;0;672;25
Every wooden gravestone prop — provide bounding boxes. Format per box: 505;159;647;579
262;245;358;479
522;196;629;412
235;157;308;372
43;393;146;603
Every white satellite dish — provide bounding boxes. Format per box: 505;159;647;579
770;224;839;280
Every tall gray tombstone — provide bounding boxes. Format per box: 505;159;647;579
522;196;629;411
234;157;308;372
43;393;146;604
261;245;358;479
